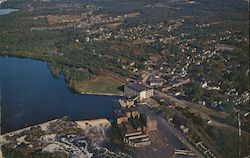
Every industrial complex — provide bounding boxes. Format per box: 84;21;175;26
114;107;157;147
113;83;157;147
124;83;154;101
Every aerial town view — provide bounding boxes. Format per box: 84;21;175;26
0;0;249;158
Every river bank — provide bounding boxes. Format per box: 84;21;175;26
0;117;132;158
1;54;126;97
1;56;122;134
0;0;7;6
80;91;124;96
0;0;19;15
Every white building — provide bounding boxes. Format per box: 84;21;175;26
124;83;153;101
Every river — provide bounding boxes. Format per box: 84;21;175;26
0;9;18;15
0;57;120;134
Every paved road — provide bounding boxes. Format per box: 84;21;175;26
157;117;205;158
137;105;205;158
154;90;249;135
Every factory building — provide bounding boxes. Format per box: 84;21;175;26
114;107;157;147
124;83;153;101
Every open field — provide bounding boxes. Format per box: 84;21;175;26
75;74;125;95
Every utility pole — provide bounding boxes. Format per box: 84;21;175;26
0;90;3;158
237;111;241;158
236;110;249;158
0;90;1;135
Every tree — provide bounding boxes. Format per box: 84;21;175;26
189;81;204;101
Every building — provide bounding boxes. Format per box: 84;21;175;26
146;116;157;131
148;79;163;87
124;83;153;101
118;97;136;108
114;107;157;147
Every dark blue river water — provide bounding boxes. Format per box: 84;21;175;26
0;57;120;134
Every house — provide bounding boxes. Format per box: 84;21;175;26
124;83;153;101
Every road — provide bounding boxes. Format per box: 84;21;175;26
157;117;205;158
154;90;249;135
137;105;205;158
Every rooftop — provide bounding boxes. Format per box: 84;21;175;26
122;122;138;134
130;118;143;129
114;109;127;118
127;83;149;92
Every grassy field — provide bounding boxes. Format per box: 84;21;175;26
75;74;125;95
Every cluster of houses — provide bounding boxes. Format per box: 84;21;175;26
76;5;248;111
72;0;248;128
84;15;186;44
121;34;247;109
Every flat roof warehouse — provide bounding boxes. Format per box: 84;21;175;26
127;83;150;92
